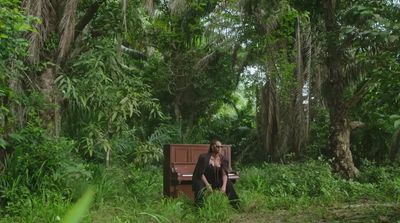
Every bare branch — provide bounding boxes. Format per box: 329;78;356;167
345;81;369;109
121;45;147;60
74;0;106;41
194;51;217;71
349;121;365;130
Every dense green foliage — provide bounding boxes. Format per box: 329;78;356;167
1;0;400;221
1;161;400;222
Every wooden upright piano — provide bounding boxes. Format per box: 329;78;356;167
163;144;239;200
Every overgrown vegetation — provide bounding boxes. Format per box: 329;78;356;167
1;159;400;222
1;0;400;221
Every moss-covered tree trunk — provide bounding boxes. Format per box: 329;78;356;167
24;0;104;135
257;78;281;162
39;66;61;135
324;0;358;178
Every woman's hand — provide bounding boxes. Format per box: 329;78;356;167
220;186;226;193
206;184;213;192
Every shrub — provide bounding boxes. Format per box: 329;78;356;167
237;160;337;200
198;192;235;222
0;119;90;216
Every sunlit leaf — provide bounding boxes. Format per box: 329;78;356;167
61;188;94;223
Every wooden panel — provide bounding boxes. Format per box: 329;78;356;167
190;147;208;163
173;165;195;175
221;147;228;157
163;144;171;196
174;184;194;200
174;148;189;163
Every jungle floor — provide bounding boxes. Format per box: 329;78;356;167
233;202;400;223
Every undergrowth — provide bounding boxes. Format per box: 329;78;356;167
1;159;400;222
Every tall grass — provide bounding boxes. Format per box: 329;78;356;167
1;158;400;222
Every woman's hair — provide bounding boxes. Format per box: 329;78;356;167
208;139;221;153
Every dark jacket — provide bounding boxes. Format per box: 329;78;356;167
192;153;229;192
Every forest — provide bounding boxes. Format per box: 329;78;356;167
0;0;400;222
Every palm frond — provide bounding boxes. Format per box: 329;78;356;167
194;51;217;71
301;16;312;81
169;0;188;15
122;0;127;32
23;0;54;64
239;0;283;34
144;0;155;16
341;58;367;89
262;12;280;34
58;0;78;62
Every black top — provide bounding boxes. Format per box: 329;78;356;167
204;164;223;188
192;153;229;192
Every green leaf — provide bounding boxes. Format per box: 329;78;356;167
0;138;7;149
15;23;31;31
61;188;94;223
395;120;400;129
120;97;129;104
342;27;354;34
388;35;399;43
390;115;400;120
111;112;118;121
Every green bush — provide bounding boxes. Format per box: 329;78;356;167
124;165;162;202
5;120;75;189
2;157;400;222
198;192;235;222
356;161;400;201
0;119;91;216
237;160;337;200
0;193;70;223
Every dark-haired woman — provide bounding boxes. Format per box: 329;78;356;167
192;140;239;208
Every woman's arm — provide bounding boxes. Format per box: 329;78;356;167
221;170;227;193
220;155;228;193
193;154;212;191
201;174;212;191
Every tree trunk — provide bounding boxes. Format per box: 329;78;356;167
9;71;25;131
106;149;110;167
329;108;359;178
39;66;61;136
324;0;358;178
24;0;61;135
291;16;306;158
24;0;102;136
257;79;280;161
389;128;400;161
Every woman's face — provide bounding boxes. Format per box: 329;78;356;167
211;141;223;154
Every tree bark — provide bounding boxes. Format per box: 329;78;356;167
257;79;280;161
39;66;61;136
9;65;25;131
24;0;104;136
324;0;358;178
74;0;106;40
389;128;400;161
329;110;358;178
291;16;308;159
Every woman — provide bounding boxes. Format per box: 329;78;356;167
192;139;239;208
